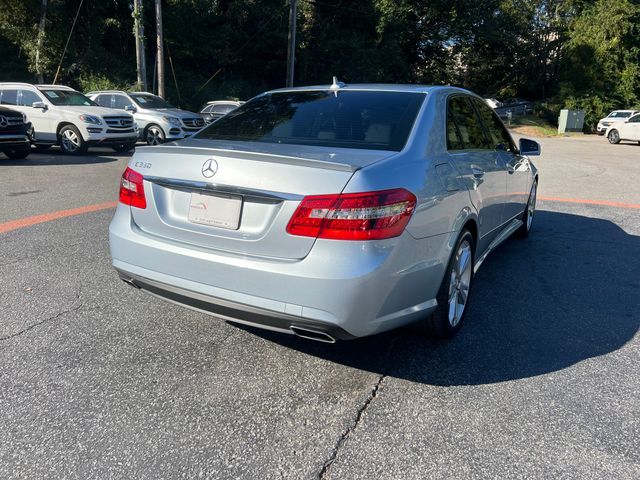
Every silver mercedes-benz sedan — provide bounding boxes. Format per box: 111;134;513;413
110;82;539;342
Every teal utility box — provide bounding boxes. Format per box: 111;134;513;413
558;109;585;133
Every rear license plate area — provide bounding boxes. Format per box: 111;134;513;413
187;192;242;230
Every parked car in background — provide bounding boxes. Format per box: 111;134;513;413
606;113;640;145
501;98;533;115
0;105;32;160
199;100;244;124
0;83;136;155
88;90;205;145
484;98;503;109
111;82;539;343
597;110;640;135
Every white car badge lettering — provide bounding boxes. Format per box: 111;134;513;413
201;158;218;178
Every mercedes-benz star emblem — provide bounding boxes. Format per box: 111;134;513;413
201;158;218;178
0;116;7;128
120;119;126;126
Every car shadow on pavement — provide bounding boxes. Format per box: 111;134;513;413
1;148;131;166
241;210;640;386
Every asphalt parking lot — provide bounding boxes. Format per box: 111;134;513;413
1;136;639;479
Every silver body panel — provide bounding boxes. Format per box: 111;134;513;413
110;84;538;338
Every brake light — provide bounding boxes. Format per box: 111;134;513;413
119;167;146;209
287;188;416;240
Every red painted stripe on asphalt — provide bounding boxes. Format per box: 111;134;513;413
0;201;118;234
1;196;638;236
538;196;640;210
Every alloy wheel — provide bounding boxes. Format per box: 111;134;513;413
526;183;537;230
61;129;80;152
448;240;472;327
146;127;164;145
608;130;620;144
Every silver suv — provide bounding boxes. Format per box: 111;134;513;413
87;91;205;145
0;83;137;155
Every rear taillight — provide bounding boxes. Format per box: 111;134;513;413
119;167;146;209
287;188;417;240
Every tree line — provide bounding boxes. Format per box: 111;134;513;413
0;0;638;130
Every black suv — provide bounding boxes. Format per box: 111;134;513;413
0;106;32;159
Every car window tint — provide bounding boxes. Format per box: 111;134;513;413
201;105;212;113
447;96;487;150
94;95;111;107
0;89;18;105
446;109;464;150
629;114;640;123
472;97;516;153
19;90;41;107
113;95;130;109
213;105;235;114
197;91;425;152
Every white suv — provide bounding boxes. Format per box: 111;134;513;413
87;91;205;145
596;110;640;135
0;83;137;155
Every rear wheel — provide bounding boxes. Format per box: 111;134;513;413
59;125;87;155
145;125;165;145
416;230;475;338
112;142;136;153
516;180;537;238
3;146;30;160
607;129;620;144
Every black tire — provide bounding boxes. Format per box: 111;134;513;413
516;180;537;238
34;144;52;152
145;124;165;145
416;229;475;339
112;142;136;153
3;147;30;160
607;129;621;144
58;125;88;155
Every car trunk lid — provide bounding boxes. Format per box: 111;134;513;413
128;140;396;260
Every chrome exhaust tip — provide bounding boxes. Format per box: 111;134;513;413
120;277;141;289
290;326;336;343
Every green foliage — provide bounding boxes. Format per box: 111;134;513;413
0;0;637;125
77;73;131;93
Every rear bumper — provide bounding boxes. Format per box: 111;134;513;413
109;204;447;338
116;269;356;340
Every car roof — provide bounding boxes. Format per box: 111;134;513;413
266;83;446;95
206;100;242;105
0;82;75;91
611;110;639;113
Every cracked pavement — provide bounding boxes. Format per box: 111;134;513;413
0;140;639;478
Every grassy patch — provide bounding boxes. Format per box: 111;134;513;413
506;115;558;137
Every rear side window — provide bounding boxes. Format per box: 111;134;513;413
0;89;18;105
113;95;130;109
196;91;425;151
629;114;640;123
472;98;517;153
19;90;41;107
94;95;112;107
447;96;487;150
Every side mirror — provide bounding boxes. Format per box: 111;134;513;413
519;138;540;156
32;101;47;110
125;104;137;113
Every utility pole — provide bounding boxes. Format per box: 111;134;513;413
133;0;148;91
286;0;297;87
155;0;165;98
35;0;48;83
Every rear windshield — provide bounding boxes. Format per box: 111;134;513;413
195;91;425;151
41;90;96;106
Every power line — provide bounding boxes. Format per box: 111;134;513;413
195;8;285;94
53;0;85;84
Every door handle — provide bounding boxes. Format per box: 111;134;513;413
471;166;485;178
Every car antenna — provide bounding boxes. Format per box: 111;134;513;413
329;76;345;96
